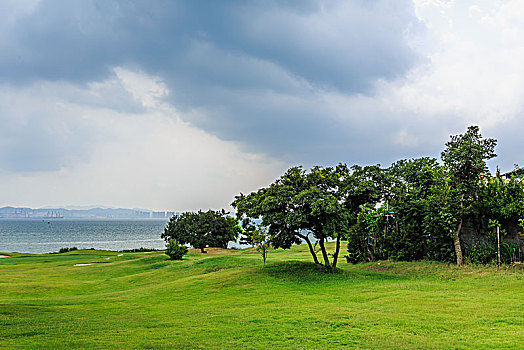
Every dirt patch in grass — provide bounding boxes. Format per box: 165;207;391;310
188;248;237;255
0;255;11;258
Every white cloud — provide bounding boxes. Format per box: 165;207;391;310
406;0;524;127
113;67;169;109
0;68;285;210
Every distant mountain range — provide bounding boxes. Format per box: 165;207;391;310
0;206;178;219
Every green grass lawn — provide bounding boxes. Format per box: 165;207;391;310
0;245;522;349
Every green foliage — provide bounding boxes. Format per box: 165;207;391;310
57;247;78;254
481;172;524;233
243;223;272;264
233;125;520;267
344;126;521;266
346;157;457;263
501;242;523;264
440;125;497;265
120;247;160;253
420;169;458;263
345;236;365;264
421;209;456;263
464;244;497;265
465;242;522;265
349;204;387;261
162;209;241;252
233;164;374;269
165;239;188;260
441;125;497;194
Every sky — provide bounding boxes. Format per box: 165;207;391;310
1;0;524;211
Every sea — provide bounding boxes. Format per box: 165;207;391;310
0;219;169;254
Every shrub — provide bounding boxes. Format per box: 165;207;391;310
501;242;522;264
120;247;160;253
464;244;496;265
58;247;78;254
165;239;188;260
464;242;522;265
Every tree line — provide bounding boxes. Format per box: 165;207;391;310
163;126;524;268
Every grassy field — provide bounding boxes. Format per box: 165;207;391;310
0;244;523;349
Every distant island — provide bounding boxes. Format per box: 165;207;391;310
0;206;179;219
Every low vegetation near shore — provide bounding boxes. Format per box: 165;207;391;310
0;245;522;349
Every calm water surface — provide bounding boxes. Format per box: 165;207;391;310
0;219;168;253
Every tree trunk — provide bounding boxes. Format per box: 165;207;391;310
332;234;341;269
454;218;463;266
298;233;320;265
373;230;377;258
422;235;429;259
318;238;331;268
366;234;374;262
454;194;464;266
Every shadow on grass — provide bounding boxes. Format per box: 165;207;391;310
188;255;257;275
258;261;406;284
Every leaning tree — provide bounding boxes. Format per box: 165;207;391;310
233;164;383;270
232;165;347;269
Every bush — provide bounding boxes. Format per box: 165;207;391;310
464;244;496;265
464;242;522;265
120;247;160;253
58;247;78;254
501;242;522;264
165;239;188;260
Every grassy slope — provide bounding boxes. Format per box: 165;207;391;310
0;245;522;349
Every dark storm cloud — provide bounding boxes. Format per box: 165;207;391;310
4;0;420;89
1;0;424;169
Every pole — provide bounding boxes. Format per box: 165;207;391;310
497;226;501;269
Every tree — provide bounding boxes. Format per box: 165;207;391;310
243;223;272;264
162;210;241;253
480;170;524;232
474;169;524;264
343;164;393;262
233;166;338;269
441;125;497;265
388;157;445;261
346;158;462;264
233;164;384;270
